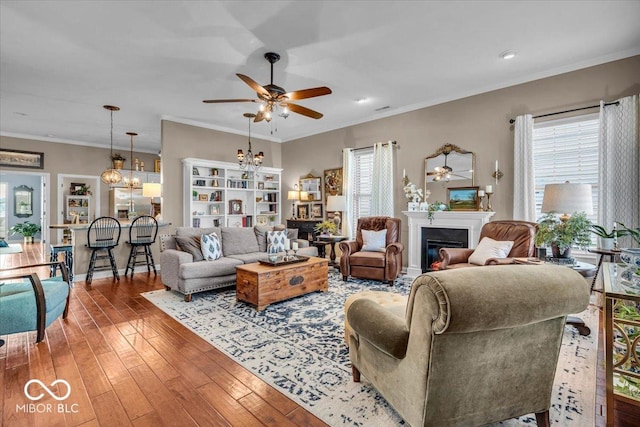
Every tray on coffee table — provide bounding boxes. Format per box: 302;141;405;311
259;255;309;267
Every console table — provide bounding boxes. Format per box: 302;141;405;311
602;262;640;426
286;219;321;242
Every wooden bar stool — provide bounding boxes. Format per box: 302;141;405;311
125;215;158;277
85;217;121;284
50;243;74;281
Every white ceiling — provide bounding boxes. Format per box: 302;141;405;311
1;1;639;153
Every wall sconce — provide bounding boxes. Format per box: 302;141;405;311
491;160;504;183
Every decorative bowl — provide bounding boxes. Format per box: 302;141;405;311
620;267;640;288
268;254;278;263
620;248;640;268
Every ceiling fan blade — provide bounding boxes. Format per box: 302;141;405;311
254;111;266;123
236;74;270;97
202;99;257;103
287;103;323;119
283;86;332;101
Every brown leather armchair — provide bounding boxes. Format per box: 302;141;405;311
339;216;403;283
439;220;537;269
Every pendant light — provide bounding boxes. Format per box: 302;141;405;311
100;105;123;185
236;113;264;171
122;132;141;189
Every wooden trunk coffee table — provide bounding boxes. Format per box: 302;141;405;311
235;256;329;311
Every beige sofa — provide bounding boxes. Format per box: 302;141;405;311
346;265;589;426
160;225;317;301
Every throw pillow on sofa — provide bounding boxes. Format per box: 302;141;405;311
362;229;387;252
201;232;222;261
267;230;287;252
175;235;205;261
468;237;514;265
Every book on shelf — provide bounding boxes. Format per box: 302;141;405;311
192;218;201;228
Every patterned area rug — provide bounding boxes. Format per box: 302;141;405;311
142;272;598;426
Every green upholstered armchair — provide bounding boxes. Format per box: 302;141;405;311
346;265;589;426
0;262;71;344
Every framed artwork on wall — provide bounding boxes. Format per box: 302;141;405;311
447;186;480;211
0;149;44;169
311;203;324;219
296;204;309;219
323;168;343;202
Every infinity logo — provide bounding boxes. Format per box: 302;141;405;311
24;379;72;401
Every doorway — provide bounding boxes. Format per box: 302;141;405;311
0;170;50;244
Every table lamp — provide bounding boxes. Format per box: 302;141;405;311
142;182;162;216
541;182;593;220
327;195;347;234
287;188;300;219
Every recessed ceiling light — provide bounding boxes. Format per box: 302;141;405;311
499;50;517;60
13;112;28;116
47;134;55;137
355;98;368;104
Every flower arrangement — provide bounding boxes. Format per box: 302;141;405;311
403;182;425;202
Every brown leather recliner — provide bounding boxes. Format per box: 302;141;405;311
439;220;538;269
339;216;403;283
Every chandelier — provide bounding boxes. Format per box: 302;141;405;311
100;105;123;185
122;132;141;189
237;113;264;171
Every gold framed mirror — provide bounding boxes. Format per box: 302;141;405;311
424;144;475;189
14;185;34;218
299;174;322;202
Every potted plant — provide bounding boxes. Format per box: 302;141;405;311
590;224;628;250
618;223;640;246
9;221;42;244
314;220;338;236
111;153;126;169
534;212;592;258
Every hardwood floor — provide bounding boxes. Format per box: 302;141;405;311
1;243;638;426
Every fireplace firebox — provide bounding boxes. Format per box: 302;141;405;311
421;227;468;272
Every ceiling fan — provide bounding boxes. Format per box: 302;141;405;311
203;52;332;122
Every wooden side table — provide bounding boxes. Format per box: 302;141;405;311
315;235;347;267
588;248;620;292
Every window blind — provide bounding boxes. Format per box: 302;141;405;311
532;114;599;225
351;148;373;233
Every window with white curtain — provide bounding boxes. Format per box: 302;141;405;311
350;148;373;233
532;113;599;225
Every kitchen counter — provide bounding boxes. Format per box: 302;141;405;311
49;221;171;282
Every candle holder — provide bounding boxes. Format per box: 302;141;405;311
477;194;485;211
485;191;493;212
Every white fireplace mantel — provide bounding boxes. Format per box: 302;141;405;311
403;210;495;281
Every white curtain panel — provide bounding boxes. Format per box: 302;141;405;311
513;114;535;221
371;141;395;217
598;94;640;248
342;148;354;238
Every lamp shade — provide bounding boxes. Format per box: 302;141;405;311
287;190;300;201
327;195;347;212
142;182;162;198
299;191;309;202
541;182;593;215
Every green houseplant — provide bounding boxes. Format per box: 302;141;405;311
111;152;126;169
9;221;42;244
590;224;628;250
534;212;592;258
314;220;338;236
618;223;640;246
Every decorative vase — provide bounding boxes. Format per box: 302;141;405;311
419;202;429;212
551;244;571;258
407;202;419;211
23;236;34;244
113;159;124;169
